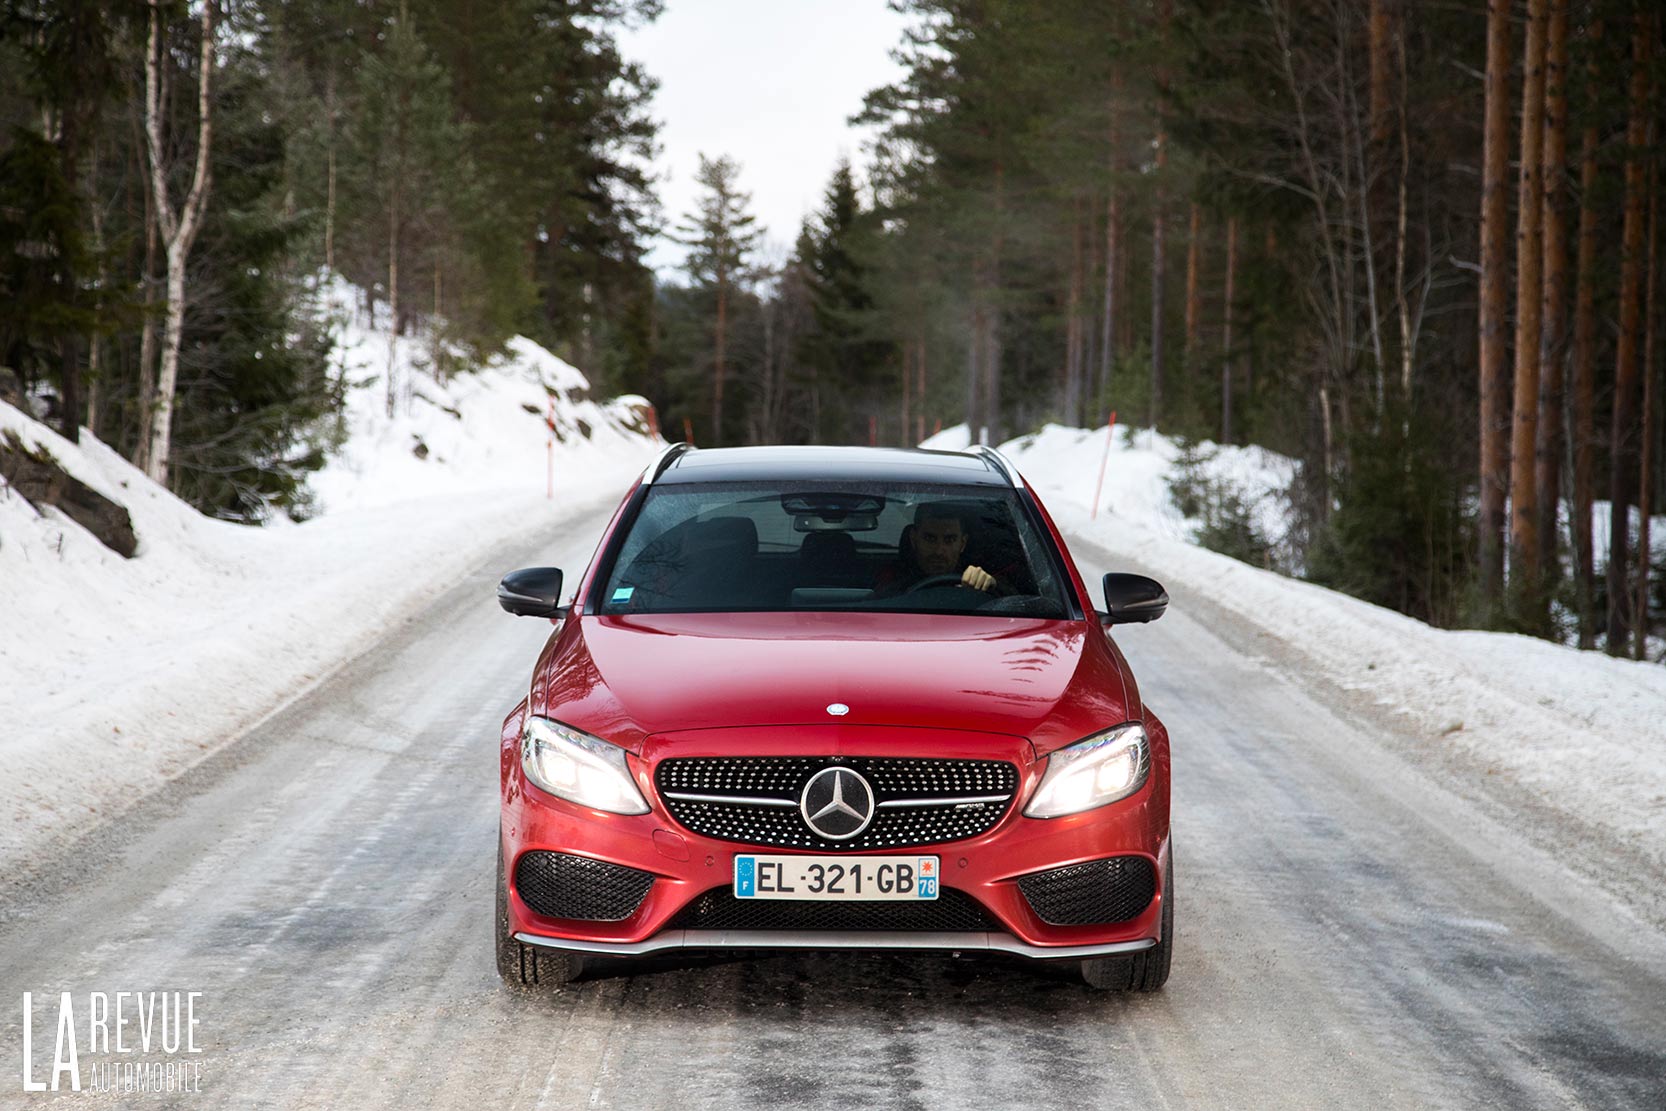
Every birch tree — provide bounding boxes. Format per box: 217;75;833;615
138;0;215;485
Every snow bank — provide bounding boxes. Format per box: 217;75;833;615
926;422;1294;548
983;421;1666;885
305;276;652;513
0;287;660;875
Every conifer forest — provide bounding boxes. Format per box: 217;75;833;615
2;0;1664;657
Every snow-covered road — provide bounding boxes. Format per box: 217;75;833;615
3;508;1661;1109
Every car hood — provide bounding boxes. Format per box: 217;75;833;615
532;610;1133;756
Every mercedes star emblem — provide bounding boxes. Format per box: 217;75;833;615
800;766;875;840
826;703;850;716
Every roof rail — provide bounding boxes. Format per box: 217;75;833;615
642;442;694;485
963;444;1025;489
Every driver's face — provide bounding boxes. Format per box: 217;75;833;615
911;516;968;575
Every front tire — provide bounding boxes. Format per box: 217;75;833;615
1081;847;1173;992
496;839;589;989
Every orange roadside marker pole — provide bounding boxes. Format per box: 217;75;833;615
1091;410;1117;519
546;397;555;499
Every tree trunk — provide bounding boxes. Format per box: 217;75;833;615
1570;20;1603;648
56;97;81;444
900;338;911;447
1150;134;1167;432
85;344;100;439
1536;0;1571;582
1607;12;1652;654
916;335;927;444
1394;11;1415;404
1100;180;1118;403
151;244;190;486
983;163;1005;444
1183;203;1202;363
130;59;159;473
761;294;777;444
57;337;80;444
142;0;216;488
1509;0;1549;608
1320;382;1335;511
386;179;400;416
714;275;727;447
982;288;1001;444
1477;0;1512;618
1065;197;1085;427
1222;216;1238;445
1636;160;1659;660
1150;0;1171;433
1368;0;1394;147
85;140;106;441
1100;79;1123;402
325;67;337;272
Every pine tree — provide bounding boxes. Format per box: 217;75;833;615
342;9;470;411
803;160;888;444
678;154;761;447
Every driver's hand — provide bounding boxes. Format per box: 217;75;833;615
961;565;996;592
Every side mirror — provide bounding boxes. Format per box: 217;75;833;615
1100;572;1168;624
498;567;567;618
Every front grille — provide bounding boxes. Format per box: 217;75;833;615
1017;856;1156;926
514;851;654;922
668;887;994;931
656;756;1018;851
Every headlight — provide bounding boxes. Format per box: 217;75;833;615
1023;723;1150;818
521;717;650;815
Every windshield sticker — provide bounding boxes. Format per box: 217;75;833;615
610;587;634;604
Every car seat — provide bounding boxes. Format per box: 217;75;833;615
798;531;862;586
677;516;760;607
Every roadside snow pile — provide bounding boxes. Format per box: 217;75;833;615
922;421;1295;547
0;291;659;875
307;275;653;513
970;420;1666;886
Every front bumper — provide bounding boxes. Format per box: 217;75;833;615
502;725;1170;958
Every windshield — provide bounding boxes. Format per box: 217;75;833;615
594;480;1073;618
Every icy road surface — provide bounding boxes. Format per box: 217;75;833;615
2;507;1663;1110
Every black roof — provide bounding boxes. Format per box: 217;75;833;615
651;444;1017;488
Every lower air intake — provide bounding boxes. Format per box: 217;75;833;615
1017;856;1156;926
668;887;994;932
514;851;654;922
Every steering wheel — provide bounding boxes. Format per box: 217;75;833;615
904;572;977;594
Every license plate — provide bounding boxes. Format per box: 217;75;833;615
733;854;940;901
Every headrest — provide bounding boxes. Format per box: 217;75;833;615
800;530;856;573
686;516;758;559
897;523;917;569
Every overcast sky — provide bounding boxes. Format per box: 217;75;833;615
616;0;911;277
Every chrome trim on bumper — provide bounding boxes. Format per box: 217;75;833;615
515;929;1155;961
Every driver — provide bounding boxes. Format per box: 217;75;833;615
872;502;1009;597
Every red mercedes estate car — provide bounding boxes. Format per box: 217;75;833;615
494;443;1173;990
